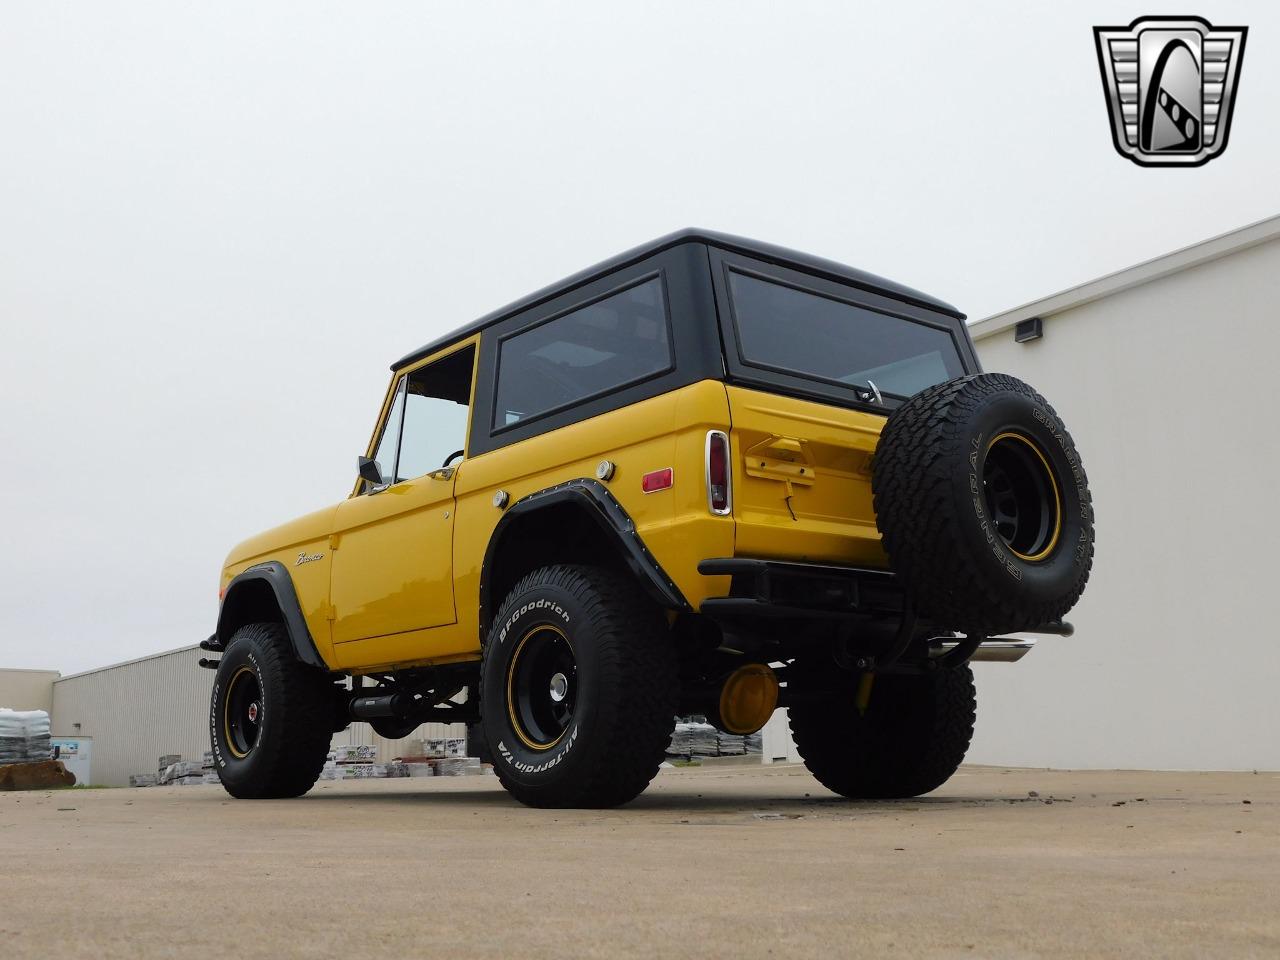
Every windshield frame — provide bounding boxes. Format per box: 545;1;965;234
710;249;980;413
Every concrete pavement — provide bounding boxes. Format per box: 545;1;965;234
2;764;1276;958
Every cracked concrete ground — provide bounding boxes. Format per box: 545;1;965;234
2;764;1276;959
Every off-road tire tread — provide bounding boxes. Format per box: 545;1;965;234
483;564;677;808
872;373;1094;633
218;622;334;800
788;666;976;799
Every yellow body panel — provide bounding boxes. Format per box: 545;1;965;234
219;367;888;674
220;503;340;668
450;379;736;654
725;385;889;567
329;473;457;643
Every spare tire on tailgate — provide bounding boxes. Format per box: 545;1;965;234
872;373;1094;635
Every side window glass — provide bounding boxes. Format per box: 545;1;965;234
369;379;406;488
493;276;672;429
394;345;475;482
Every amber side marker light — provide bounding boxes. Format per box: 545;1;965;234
641;467;673;493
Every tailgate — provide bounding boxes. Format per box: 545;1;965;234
727;385;889;567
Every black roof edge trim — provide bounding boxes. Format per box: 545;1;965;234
392;229;964;371
216;562;329;670
478;477;690;636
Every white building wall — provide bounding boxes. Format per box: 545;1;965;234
0;668;60;714
968;233;1280;771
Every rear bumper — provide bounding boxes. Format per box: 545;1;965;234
696;557;1071;662
696;557;904;621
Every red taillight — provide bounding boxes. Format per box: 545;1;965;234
706;430;731;515
641;467;674;493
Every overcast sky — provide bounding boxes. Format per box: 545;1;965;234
3;2;1278;674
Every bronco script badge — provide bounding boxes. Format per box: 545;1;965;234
1094;16;1247;167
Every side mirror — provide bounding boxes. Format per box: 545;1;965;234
357;456;384;486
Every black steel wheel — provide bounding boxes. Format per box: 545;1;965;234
506;625;577;750
480;564;677;808
982;431;1061;562
223;666;263;758
210;622;335;799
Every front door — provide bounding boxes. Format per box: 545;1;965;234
329;342;476;644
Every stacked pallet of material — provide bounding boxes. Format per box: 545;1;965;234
160;759;208;786
667;717;762;759
716;730;747;756
666;719;720;759
424;737;467;759
0;709;52;765
129;773;158;787
332;744;377;763
435;757;482;777
320;744;397;780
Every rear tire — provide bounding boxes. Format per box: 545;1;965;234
789;666;976;799
480;564;677;808
210;622;335;799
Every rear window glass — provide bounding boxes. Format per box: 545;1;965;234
728;271;965;398
493;277;672;429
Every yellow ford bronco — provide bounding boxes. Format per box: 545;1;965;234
203;230;1094;808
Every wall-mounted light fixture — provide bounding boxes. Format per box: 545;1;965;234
1014;317;1043;343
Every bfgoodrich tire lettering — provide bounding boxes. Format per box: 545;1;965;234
211;622;334;799
480;564;677;808
872;373;1095;635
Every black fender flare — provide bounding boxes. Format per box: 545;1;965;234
479;478;690;637
216;561;328;669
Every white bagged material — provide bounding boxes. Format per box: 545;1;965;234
0;709;52;764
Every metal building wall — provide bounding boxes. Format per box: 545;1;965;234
51;645;470;785
51;646;211;786
0;668;60;713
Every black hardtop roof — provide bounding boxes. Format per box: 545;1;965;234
392;228;964;370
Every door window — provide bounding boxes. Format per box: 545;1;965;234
367;345;475;491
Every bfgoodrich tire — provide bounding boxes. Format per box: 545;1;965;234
872;373;1094;635
480;564;677;808
789;666;976;799
210;622;335;799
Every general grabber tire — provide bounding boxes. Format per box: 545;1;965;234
872;373;1094;635
480;564;678;808
788;665;976;799
210;622;335;799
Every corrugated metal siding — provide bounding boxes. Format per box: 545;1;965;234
51;646;211;787
51;646;471;785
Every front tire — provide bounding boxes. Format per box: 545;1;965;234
480;565;678;808
788;666;976;799
210;622;335;799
